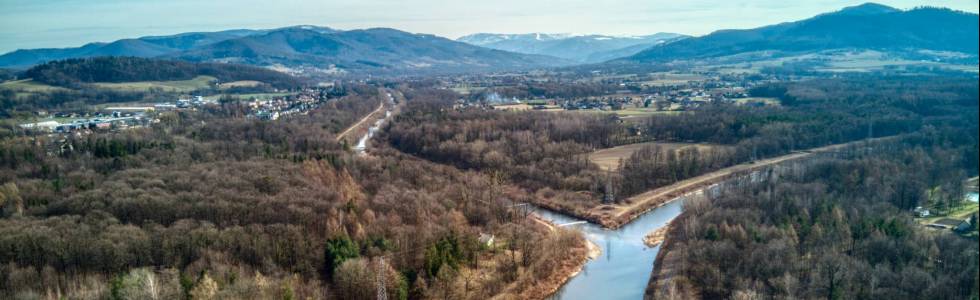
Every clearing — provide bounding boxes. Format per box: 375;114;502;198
588;136;899;228
588;142;720;171
204;92;295;101
917;201;978;226
93;75;217;92
733;97;780;106
217;80;263;89
0;79;66;93
639;72;708;87
0;79;68;99
335;99;385;142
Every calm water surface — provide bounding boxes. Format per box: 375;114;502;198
533;198;686;300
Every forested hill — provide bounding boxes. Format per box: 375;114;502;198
24;56;304;89
626;3;979;62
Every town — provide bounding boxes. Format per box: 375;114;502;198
17;87;344;135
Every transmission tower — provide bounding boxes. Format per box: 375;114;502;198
376;257;388;300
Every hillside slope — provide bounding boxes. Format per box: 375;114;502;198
24;56;303;88
626;3;979;63
176;27;572;73
0;29;263;69
458;32;686;63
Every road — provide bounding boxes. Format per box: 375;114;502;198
335;99;385;142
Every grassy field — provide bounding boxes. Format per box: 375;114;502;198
492;103;533;111
0;79;71;100
217;80;263;89
0;79;67;93
615;107;682;116
93;75;217;92
450;86;487;95
917;201;978;226
640;72;708;86
557;107;682;120
204;92;295;101
0;79;70;100
587;141;721;171
734;97;781;106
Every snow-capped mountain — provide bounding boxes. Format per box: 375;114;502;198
457;32;687;63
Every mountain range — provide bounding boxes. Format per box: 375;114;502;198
457;33;687;63
625;3;979;63
0;29;264;69
0;26;569;74
169;27;569;74
1;3;976;75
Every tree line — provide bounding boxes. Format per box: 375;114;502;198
0;85;581;299
384;76;978;216
24;57;304;89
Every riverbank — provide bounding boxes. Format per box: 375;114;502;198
490;215;596;300
644;218;697;299
525;237;597;300
643;224;671;248
586;136;900;229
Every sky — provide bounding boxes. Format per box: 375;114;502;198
0;0;977;53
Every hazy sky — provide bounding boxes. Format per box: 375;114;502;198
1;0;977;53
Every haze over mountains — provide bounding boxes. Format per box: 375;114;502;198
0;26;570;74
0;29;263;69
456;33;687;63
170;27;569;74
0;3;976;75
625;3;979;63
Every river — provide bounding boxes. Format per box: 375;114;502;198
533;197;687;300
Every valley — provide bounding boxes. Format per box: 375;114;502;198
0;2;978;300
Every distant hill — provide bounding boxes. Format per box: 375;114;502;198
1;26;569;75
626;3;979;63
24;56;303;89
0;29;264;69
458;32;687;63
174;27;571;73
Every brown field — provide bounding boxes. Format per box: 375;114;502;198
734;97;780;106
587;142;720;171
93;75;216;92
492;103;533;111
588;136;901;229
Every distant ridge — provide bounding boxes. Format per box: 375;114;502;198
625;3;979;63
458;32;687;63
0;26;570;74
173;27;571;74
0;29;263;69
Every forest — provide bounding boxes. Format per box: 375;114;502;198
0;57;310;117
650;129;979;299
0;84;583;299
386;77;979;217
24;57;304;89
0;68;977;299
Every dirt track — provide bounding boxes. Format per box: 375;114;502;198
335;100;385;142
